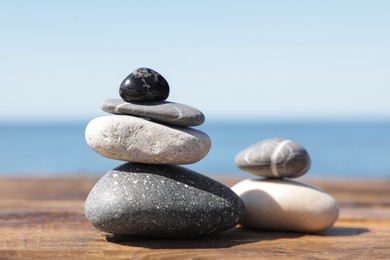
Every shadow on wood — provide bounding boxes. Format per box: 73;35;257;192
105;227;303;249
318;226;369;236
105;225;369;249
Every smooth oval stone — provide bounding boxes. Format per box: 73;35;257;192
235;138;311;178
231;178;339;233
85;115;211;164
101;99;205;127
84;163;245;238
119;67;169;102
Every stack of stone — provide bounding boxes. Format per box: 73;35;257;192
231;138;339;233
84;68;244;238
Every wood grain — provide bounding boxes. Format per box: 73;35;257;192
0;176;389;259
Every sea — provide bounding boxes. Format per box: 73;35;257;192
1;119;390;178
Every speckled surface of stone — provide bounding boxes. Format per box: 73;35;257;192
84;163;245;238
85;115;211;164
235;138;311;178
119;68;169;102
101;99;205;126
231;178;339;233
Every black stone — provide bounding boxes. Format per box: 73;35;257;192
119;68;170;102
84;163;245;238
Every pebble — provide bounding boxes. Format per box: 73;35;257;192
231;178;339;233
235;138;311;178
101;99;205;127
119;67;169;102
84;163;245;238
85;115;211;164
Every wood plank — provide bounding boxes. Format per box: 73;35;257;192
0;176;389;259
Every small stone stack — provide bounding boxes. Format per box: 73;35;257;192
232;138;339;233
84;68;244;238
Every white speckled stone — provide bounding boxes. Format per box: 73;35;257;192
235;138;311;178
231;178;339;233
84;163;245;238
101;99;205;126
85;115;211;164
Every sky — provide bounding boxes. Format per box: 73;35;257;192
0;1;389;122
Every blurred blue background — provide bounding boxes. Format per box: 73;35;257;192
0;1;389;177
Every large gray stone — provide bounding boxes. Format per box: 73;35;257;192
101;99;205;126
85;115;211;164
235;138;311;178
231;178;339;233
84;163;245;238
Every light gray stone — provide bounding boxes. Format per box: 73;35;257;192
101;99;205;126
231;178;339;233
235;138;311;178
85;115;211;164
84;163;245;238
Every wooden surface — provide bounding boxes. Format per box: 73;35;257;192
0;176;389;259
